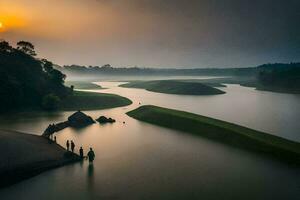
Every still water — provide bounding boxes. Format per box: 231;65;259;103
0;82;299;200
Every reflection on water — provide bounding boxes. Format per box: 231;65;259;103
0;81;299;199
87;164;94;191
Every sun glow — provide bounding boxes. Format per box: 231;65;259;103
0;3;28;33
0;22;5;32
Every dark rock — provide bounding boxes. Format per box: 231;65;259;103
56;121;69;130
96;116;116;124
68;111;95;128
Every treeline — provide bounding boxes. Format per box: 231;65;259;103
0;40;70;112
60;63;300;79
256;63;300;92
58;64;257;77
60;62;300;93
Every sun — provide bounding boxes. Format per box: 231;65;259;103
0;22;3;28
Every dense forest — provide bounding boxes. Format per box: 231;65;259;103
59;63;299;79
256;63;300;92
0;40;70;112
58;64;257;77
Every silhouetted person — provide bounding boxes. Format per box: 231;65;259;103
87;148;95;163
54;136;57;143
71;140;75;153
66;140;70;151
79;147;84;159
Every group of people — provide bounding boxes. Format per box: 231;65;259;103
66;140;95;163
66;140;75;152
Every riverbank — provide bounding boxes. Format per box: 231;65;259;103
60;91;132;111
197;77;300;94
0;91;132;114
120;80;225;95
0;130;81;188
127;105;300;164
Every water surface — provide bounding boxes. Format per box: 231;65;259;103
0;81;299;200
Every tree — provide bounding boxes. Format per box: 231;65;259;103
0;40;12;52
41;59;54;73
101;64;112;69
0;39;69;112
42;94;61;110
17;41;36;56
41;58;66;85
50;69;66;85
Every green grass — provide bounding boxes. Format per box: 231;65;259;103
60;91;132;111
120;80;225;95
127;105;300;164
174;79;227;87
65;81;102;90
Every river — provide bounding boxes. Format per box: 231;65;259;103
0;81;299;200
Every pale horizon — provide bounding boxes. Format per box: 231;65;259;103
0;0;299;68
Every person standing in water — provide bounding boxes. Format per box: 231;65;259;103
66;140;70;151
71;140;75;153
79;147;84;159
87;148;95;163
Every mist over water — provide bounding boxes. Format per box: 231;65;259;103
0;80;299;199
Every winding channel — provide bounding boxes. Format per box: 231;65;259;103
0;82;299;200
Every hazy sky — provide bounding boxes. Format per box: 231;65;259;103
0;0;299;68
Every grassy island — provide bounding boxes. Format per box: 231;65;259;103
65;81;102;90
120;80;225;95
127;105;300;164
0;130;80;188
60;91;132;111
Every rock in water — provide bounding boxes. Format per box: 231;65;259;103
96;116;116;124
68;111;95;128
